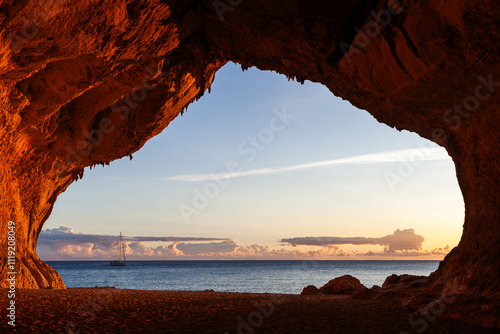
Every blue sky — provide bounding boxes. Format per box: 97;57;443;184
39;63;464;260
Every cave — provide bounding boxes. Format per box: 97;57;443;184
0;0;499;311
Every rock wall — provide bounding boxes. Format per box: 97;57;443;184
0;0;498;295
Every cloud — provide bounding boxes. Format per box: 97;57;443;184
173;241;342;259
176;240;239;256
36;227;344;260
37;226;231;260
280;229;425;252
37;226;449;260
164;148;449;182
38;226;231;244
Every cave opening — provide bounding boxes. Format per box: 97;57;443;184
0;2;498;331
38;62;464;291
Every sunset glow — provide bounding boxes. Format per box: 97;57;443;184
41;64;464;261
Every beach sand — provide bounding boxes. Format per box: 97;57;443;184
0;288;498;333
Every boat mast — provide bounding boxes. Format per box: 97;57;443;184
122;232;126;263
119;232;122;262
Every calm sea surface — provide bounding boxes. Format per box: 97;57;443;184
47;260;439;294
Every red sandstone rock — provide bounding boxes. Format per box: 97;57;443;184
319;275;366;295
0;0;498;303
351;287;380;300
301;285;324;296
382;274;402;288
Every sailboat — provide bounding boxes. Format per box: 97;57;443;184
109;232;126;266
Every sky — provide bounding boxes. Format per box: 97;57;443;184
39;63;465;261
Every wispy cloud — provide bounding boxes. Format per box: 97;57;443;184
164;148;449;182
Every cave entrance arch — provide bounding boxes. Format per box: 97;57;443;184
0;0;498;298
40;63;463;287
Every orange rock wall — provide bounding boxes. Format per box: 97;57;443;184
0;0;498;294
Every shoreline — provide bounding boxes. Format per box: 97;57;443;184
1;288;498;333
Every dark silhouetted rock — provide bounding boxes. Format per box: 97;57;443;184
351;287;380;300
320;275;366;295
375;290;403;300
382;274;402;288
301;285;324;296
401;293;439;311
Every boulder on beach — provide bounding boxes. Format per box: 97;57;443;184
319;275;366;295
382;274;403;288
301;285;324;296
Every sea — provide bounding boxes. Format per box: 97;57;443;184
47;260;440;294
